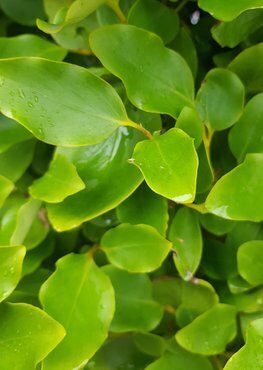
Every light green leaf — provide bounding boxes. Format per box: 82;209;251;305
176;304;237;355
0;302;65;370
198;0;263;21
29;154;85;203
229;93;263;162
237;240;263;286
169;207;202;280
128;0;179;44
224;318;263;370
103;265;163;332
228;43;263;94
0;175;14;208
0;34;67;60
40;253;115;370
90;25;195;118
206;154;263;221
199;213;235;236
0;57;132;146
132;128;198;203
196;68;245;131
0;0;45;25
0;115;32;154
116;183;168;235
0;245;25;302
212;9;263;48
176;107;203;148
101;223;171;273
133;333;165;357
47;127;143;231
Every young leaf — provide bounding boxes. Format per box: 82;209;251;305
198;0;263;21
169;207;202;280
206;154;263;221
196;68;244;131
228;43;263;94
103;265;163;332
176;304;237;355
128;0;179;44
132;128;198;203
237;240;263;286
0;175;14;208
29;153;85;203
0;245;26;302
40;253;115;370
224;318;263;370
176;107;203;149
116;183;168;235
0;57;131;146
47;127;143;231
90;25;195;118
229;93;263;162
101;223;171;273
0;302;65;369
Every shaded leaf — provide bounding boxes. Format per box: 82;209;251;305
0;175;14;208
237;240;263;286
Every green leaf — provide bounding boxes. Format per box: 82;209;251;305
128;0;179;44
0;57;132;146
196;68;244;131
228;43;263;94
145;340;213;370
103;265;163;332
132;128;198;203
169;207;202;280
0;175;14;208
133;332;165;357
198;0;263;21
224;318;263;370
0;115;32;153
176;107;203;149
212;9;263;48
116;183;168;235
40;253;115;370
237;240;263;286
0;245;25;302
176;304;237;355
0;302;65;370
229;93;263;162
0;0;45;25
199;213;235;236
29;153;85;203
206;154;263;221
90;25;195;118
0;34;67;60
196;143;214;194
47;127;143;231
101;223;171;273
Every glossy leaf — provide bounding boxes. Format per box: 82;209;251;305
40;253;115;370
101;223;171;273
90;25;195;118
47;127;143;231
0;175;14;208
0;57;131;146
0;302;65;369
0;34;67;60
128;0;179;44
169;207;202;280
132;128;198;203
224;318;263;370
103;265;163;332
196;68;244;131
0;115;32;153
229;93;263;162
133;333;165;357
196;143;214;194
237;240;263;286
116;183;168;235
206;154;263;221
199;213;235;236
228;43;263;94
212;10;263;48
176;107;203;149
0;0;45;25
29;153;85;203
0;245;26;302
176;304;237;355
198;0;263;21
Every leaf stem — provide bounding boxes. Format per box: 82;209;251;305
175;0;189;13
211;356;223;370
107;1;127;23
124;120;154;140
87;244;100;258
185;202;208;213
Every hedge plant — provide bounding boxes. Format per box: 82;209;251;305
0;0;263;369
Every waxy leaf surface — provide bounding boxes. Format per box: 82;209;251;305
0;175;14;208
237;240;263;286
